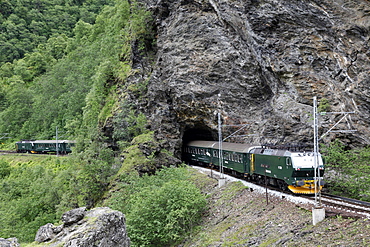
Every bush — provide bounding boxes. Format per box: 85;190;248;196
105;167;207;247
0;160;11;178
127;179;206;246
0;156;78;242
321;141;370;201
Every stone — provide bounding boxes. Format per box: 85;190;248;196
35;223;57;242
61;207;86;226
0;238;19;247
35;207;130;247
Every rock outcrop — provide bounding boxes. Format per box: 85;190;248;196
130;0;370;158
35;207;130;247
0;238;19;247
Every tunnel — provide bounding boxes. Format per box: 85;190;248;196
181;125;216;161
182;125;216;144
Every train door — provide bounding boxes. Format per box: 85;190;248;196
250;153;255;174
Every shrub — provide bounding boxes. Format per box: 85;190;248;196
105;167;207;247
127;179;206;246
321;141;370;201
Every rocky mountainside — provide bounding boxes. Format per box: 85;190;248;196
131;0;370;160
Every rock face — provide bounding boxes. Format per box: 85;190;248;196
0;238;19;247
35;207;130;247
133;0;370;158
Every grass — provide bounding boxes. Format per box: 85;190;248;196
0;153;73;170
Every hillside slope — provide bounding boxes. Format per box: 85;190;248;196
183;168;370;246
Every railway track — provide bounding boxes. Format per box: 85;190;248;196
0;150;68;156
193;165;370;219
0;150;16;154
314;193;370;218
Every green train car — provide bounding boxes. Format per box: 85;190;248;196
16;140;75;154
183;140;324;194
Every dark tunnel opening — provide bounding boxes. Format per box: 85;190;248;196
182;126;216;144
181;125;216;161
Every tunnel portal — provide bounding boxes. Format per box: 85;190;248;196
182;126;216;145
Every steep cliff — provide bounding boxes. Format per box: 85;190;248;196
132;0;369;159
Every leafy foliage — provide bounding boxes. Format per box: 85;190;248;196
318;97;331;113
113;103;149;148
0;0;159;244
105;167;207;247
0;0;110;65
321;140;370;201
0;0;201;246
0;0;154;144
0;156;79;242
0;160;11;178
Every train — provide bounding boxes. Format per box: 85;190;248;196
16;140;76;154
183;140;325;194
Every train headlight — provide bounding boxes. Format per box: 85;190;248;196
297;181;305;186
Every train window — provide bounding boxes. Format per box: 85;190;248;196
213;150;218;158
224;152;230;160
286;157;292;166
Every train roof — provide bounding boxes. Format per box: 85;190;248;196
16;140;76;143
186;140;257;153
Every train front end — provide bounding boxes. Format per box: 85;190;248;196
288;152;325;194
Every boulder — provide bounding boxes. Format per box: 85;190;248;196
61;207;86;226
35;207;130;247
0;238;19;247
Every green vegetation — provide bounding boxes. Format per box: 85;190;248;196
2;0;369;245
0;0;154;143
318;97;331;113
0;2;206;246
0;155;77;242
321;140;370;201
104;166;207;247
0;0;110;65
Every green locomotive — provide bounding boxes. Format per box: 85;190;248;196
183;140;324;194
16;140;75;154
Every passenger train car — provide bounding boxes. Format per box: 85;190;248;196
16;140;75;154
183;140;325;194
